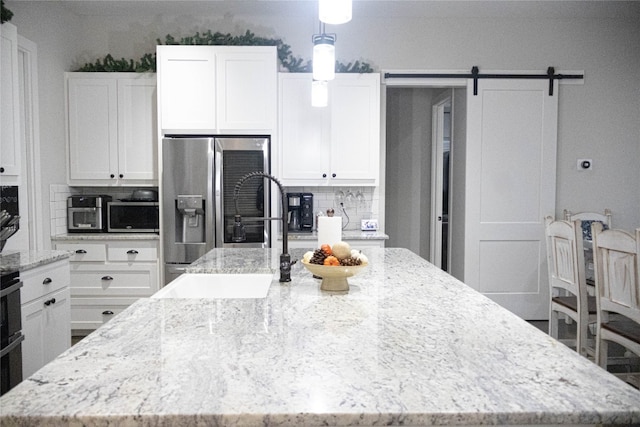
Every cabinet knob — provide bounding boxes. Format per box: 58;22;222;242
110;174;115;178
102;310;114;316
322;173;327;178
75;249;87;254
101;276;114;281
0;167;4;173
43;277;53;285
332;173;337;178
119;174;124;178
126;249;139;255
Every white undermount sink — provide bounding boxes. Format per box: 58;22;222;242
152;273;273;299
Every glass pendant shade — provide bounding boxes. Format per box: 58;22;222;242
312;34;335;81
311;80;328;107
319;0;352;25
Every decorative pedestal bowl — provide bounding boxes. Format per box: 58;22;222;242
301;260;368;292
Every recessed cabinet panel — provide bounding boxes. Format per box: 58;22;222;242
158;46;216;131
279;75;329;182
107;241;158;262
0;23;21;182
215;48;277;131
117;78;157;180
55;242;107;262
70;297;137;330
20;260;71;379
330;78;380;181
55;238;160;331
67;78;118;181
157;45;276;134
66;73;157;186
69;264;157;297
278;73;381;186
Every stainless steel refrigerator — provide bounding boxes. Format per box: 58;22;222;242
162;136;270;284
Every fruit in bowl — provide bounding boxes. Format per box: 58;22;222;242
301;241;368;291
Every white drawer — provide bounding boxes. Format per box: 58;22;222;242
69;263;158;297
56;242;107;262
21;260;70;303
107;241;158;262
71;297;138;330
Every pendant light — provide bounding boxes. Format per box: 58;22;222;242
312;31;335;81
311;80;328;107
319;0;352;25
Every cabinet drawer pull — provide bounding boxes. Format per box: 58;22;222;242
126;250;139;255
43;277;53;285
102;310;114;316
75;249;87;254
44;298;56;306
101;276;114;281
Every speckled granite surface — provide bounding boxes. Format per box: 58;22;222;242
1;248;639;426
284;230;389;240
0;250;72;273
52;233;159;241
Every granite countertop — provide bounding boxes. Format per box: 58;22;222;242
51;233;159;241
0;250;72;273
1;248;639;426
283;230;389;240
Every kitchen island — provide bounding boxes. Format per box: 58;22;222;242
1;248;639;426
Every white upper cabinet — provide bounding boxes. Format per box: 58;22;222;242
157;45;277;134
156;46;216;132
66;73;157;186
0;22;21;184
278;73;381;186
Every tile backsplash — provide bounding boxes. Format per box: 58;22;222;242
49;184;75;236
285;186;379;231
50;184;378;235
49;185;158;236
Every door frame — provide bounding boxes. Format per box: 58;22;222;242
429;92;452;270
17;35;44;250
384;70;466;268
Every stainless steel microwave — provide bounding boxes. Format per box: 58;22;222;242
107;201;159;233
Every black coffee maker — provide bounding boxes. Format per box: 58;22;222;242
287;193;313;232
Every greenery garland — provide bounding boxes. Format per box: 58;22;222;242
75;29;373;73
1;0;14;23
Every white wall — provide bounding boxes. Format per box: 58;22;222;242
385;88;432;256
6;1;640;241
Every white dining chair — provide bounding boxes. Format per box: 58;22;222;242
545;217;596;358
563;209;613;287
591;222;640;388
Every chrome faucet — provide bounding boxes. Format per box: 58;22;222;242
232;172;294;282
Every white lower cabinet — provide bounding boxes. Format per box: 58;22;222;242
21;260;71;378
54;239;159;332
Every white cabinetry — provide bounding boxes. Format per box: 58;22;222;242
54;239;159;331
0;22;21;184
278;73;381;186
157;45;276;134
21;260;71;378
65;73;157;186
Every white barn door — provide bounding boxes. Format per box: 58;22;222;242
465;78;558;320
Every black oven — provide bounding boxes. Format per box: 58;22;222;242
107;201;159;233
1;269;24;396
